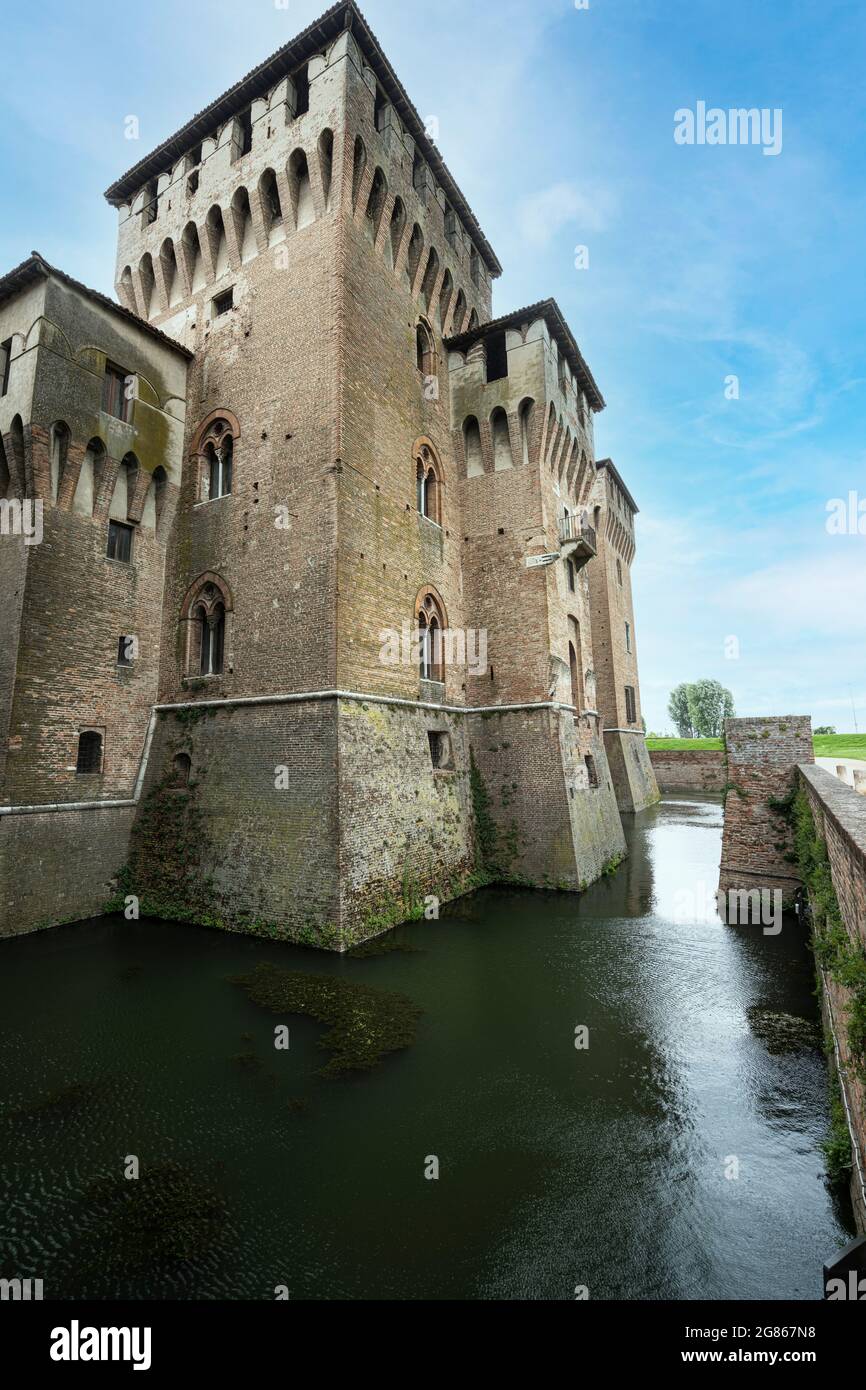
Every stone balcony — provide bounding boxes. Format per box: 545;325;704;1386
559;514;597;568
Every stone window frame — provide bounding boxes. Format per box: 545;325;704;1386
414;437;443;528
190;409;240;505
75;727;105;776
416;584;447;684
169;752;192;789
415;316;436;378
180;571;234;680
427;729;456;773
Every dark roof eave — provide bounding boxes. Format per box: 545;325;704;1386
444;298;606;412
0;253;193;360
102;1;502;277
596;457;639;514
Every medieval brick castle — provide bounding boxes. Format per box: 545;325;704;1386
0;1;658;949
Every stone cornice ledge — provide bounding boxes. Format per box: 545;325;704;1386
798;763;866;861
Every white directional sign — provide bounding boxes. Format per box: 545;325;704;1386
525;553;560;568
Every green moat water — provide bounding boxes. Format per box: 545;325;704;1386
0;795;854;1299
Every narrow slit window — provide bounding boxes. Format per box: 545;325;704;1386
292;65;310;118
1;339;12;396
235;108;253;159
486;331;508;383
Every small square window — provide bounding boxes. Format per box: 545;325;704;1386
107;520;133;563
212;289;234;317
428;730;455;770
103;362;134;422
76;730;103;775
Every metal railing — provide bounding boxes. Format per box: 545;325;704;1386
559;514;597;553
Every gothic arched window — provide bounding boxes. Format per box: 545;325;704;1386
199;419;234;500
415;445;441;525
197;599;225;675
181;573;233;678
417;590;446;683
416;320;435;376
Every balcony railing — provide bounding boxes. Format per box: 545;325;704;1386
559;514;597;566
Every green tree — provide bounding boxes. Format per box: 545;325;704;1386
814;726;836;735
687;678;735;737
667;683;695;738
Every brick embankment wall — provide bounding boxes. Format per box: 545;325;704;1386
0;806;135;938
649;748;726;793
337;699;474;946
799;763;866;1231
719;716;814;907
468;707;625;890
605;732;660;812
127;702;342;948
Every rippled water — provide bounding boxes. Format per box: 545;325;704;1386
0;794;853;1299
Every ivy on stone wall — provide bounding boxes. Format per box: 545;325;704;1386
791;789;866;1077
469;751;522;884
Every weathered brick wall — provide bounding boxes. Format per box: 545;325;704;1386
649;748;727;792
0;806;135;938
469;706;625;889
719;716;813;905
799;763;866;1231
337;698;474;941
1;276;187;808
605;731;660;811
586;463;638;728
6;507;167;804
0;272;187;937
129;700;340;944
0;535;27;790
337;40;490;706
144;55;345;704
585;462;658;811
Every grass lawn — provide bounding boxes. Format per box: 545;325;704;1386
645;737;724;750
812;733;866;761
645;733;866;760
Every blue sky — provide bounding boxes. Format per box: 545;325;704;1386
2;0;864;732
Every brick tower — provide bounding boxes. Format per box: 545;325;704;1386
586;459;659;811
1;1;656;946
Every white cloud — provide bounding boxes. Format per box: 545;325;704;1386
719;548;866;638
515;180;616;249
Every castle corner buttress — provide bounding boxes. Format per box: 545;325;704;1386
0;1;658;949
